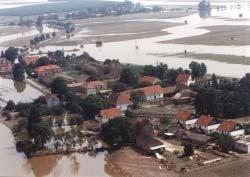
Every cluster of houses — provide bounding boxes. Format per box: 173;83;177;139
176;110;250;153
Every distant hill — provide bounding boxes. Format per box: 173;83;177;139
0;0;119;16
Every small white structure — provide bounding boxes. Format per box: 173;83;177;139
234;137;250;153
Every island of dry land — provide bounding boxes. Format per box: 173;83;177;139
161;25;250;46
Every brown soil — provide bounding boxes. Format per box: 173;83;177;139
105;147;179;177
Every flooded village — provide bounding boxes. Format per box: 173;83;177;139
1;0;250;177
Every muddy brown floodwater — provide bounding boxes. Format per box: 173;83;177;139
0;122;111;177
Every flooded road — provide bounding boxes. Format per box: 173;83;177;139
0;122;110;177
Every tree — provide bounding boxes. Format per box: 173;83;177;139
54;50;64;60
36;56;50;66
217;134;234;153
112;82;128;93
5;100;15;111
13;63;25;81
50;77;67;95
240;73;250;89
130;90;145;109
155;63;168;80
166;69;179;85
30;121;54;147
189;61;207;78
211;74;218;88
68;102;82;113
5;47;18;63
119;68;138;86
101;117;132;145
184;143;194;157
27;106;42;132
143;65;156;76
80;95;105;117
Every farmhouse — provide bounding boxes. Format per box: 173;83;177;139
139;76;161;85
176;111;198;130
176;73;195;87
112;85;164;111
96;108;123;123
195;115;220;134
217;120;245;138
79;81;107;95
184;132;212;147
34;64;62;77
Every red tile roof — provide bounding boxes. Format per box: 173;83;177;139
176;73;191;83
195;115;215;126
141;85;163;96
115;92;130;105
114;85;163;106
34;64;61;73
23;55;39;65
80;81;106;89
140;76;161;84
163;86;176;94
176;111;192;121
100;108;122;119
217;120;237;132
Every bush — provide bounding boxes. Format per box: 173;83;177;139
184;143;194;157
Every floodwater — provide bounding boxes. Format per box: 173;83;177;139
0;122;110;177
32;2;250;78
0;77;43;107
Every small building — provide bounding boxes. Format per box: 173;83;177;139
172;89;198;104
23;55;39;65
217;120;245;138
184;132;212;147
136;134;165;154
195;115;220;134
96;108;123;123
139;76;161;85
142;85;164;101
176;73;195;87
176;111;198;130
0;58;12;75
112;92;131;111
79;81;107;95
45;93;60;107
234;137;250;153
34;64;62;77
112;85;164;111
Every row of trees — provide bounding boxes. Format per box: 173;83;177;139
195;73;250;118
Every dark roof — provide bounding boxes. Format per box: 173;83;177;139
136;134;163;151
184;133;212;144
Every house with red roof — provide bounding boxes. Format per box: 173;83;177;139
0;58;12;75
176;73;195;86
34;64;62;77
217;120;245;138
195;115;220;134
79;81;107;95
112;85;164;111
23;55;39;65
139;76;161;85
162;86;176;97
96;108;123;123
176;111;198;130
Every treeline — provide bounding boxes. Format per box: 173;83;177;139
195;73;250;118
